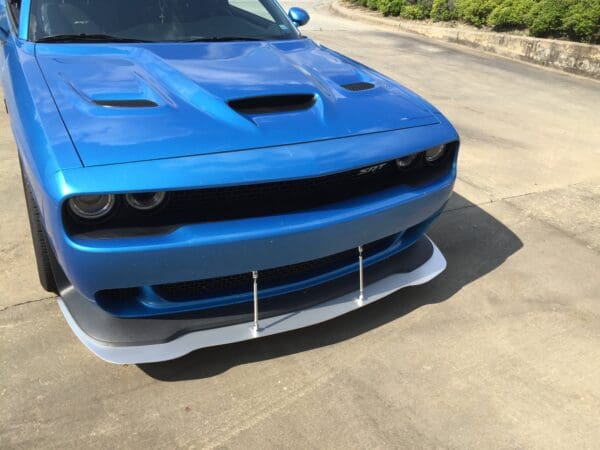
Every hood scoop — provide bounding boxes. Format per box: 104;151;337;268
228;94;316;115
341;82;375;92
93;99;158;108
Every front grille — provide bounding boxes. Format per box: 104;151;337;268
65;143;457;238
153;234;397;302
167;159;404;220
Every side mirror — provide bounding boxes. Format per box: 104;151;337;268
288;7;310;27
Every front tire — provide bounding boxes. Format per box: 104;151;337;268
20;161;58;294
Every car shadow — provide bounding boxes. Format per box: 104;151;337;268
138;193;522;381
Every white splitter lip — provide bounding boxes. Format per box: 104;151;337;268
59;237;446;364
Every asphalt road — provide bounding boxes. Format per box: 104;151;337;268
2;1;600;448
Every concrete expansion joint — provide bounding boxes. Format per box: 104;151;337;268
0;295;56;313
446;180;598;215
445;182;600;255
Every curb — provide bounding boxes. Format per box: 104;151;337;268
330;0;600;80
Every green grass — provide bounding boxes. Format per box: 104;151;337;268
346;0;600;42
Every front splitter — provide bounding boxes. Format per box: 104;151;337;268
58;236;446;364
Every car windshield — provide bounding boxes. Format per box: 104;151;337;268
29;0;300;42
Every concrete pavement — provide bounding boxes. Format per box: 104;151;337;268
1;1;599;448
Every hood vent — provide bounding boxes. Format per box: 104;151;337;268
341;82;375;92
93;99;158;108
228;94;316;115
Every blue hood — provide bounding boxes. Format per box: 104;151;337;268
36;38;439;167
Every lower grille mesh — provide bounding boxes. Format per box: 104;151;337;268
153;234;397;302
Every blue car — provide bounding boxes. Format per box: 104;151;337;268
1;0;458;363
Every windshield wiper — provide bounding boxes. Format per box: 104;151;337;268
181;36;266;42
36;33;153;43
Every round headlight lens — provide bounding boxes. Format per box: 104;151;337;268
424;145;446;163
68;194;115;220
125;192;166;211
395;153;418;169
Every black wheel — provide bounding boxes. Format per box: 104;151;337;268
19;160;58;294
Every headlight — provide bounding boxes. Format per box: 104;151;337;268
395;153;418;169
125;192;166;211
68;194;115;219
424;145;446;163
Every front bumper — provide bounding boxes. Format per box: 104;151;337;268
59;235;445;364
57;177;454;308
43;123;458;310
